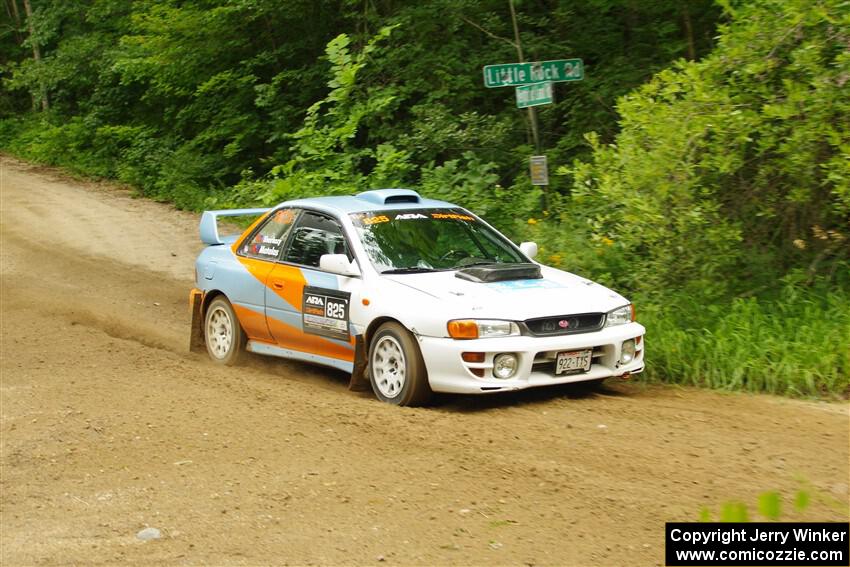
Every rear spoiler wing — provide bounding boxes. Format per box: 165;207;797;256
199;208;270;245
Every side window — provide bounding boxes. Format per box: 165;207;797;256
283;211;349;268
239;208;298;260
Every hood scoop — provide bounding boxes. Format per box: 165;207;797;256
455;263;542;283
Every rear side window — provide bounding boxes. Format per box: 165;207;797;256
283;211;349;268
239;208;298;260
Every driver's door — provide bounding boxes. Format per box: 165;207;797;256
264;211;357;365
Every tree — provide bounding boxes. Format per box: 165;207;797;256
569;0;849;298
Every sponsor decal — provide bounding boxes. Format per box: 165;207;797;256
431;212;474;221
362;215;390;226
351;209;476;226
302;286;351;341
274;209;296;224
258;245;278;256
487;279;565;292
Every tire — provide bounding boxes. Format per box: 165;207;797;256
368;322;432;406
204;296;246;366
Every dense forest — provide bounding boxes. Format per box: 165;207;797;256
2;0;848;396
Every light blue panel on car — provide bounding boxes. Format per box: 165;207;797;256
301;268;339;290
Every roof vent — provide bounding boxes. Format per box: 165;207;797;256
356;189;421;205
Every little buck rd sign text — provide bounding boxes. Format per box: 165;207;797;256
483;59;584;88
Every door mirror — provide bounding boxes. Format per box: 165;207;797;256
519;241;538;259
319;254;361;277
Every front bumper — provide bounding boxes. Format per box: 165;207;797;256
418;322;645;394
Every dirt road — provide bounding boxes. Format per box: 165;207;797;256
1;155;847;566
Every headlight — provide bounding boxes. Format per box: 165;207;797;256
605;304;634;327
447;319;521;339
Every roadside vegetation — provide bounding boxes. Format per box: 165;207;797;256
1;0;847;397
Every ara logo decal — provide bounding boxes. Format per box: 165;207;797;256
305;295;325;306
395;213;428;220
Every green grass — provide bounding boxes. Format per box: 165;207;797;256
640;286;850;398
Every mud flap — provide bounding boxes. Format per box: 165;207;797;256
189;289;206;353
348;334;371;391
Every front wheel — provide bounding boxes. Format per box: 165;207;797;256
204;296;246;366
368;322;432;406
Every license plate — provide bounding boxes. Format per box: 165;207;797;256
555;349;592;375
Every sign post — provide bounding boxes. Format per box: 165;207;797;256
482;47;582;206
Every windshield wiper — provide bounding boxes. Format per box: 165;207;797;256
380;267;437;274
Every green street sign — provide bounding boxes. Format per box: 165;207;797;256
483;59;584;88
516;81;553;108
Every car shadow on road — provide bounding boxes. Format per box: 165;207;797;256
432;380;633;412
240;352;635;410
242;352;376;396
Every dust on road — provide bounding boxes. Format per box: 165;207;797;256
1;156;848;566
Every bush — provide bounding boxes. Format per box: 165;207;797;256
565;0;850;300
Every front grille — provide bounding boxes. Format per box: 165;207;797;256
524;312;604;336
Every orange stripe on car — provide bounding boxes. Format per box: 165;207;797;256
236;257;308;314
265;317;355;362
232;304;271;341
236;256;277;289
266;263;308;312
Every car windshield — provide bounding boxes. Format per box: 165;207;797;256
349;208;527;273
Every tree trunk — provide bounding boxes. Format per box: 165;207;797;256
22;0;48;111
4;0;23;44
682;3;696;61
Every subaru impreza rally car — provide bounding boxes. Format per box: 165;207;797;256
189;189;645;406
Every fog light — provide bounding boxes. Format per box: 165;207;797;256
493;353;518;379
621;339;636;364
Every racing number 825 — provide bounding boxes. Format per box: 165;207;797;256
326;301;345;320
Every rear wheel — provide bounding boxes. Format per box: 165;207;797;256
369;322;431;406
204;296;246;366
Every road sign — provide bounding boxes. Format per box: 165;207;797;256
483;59;583;88
530;155;549;186
516;81;553;108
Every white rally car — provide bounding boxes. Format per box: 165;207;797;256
189;189;645;406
